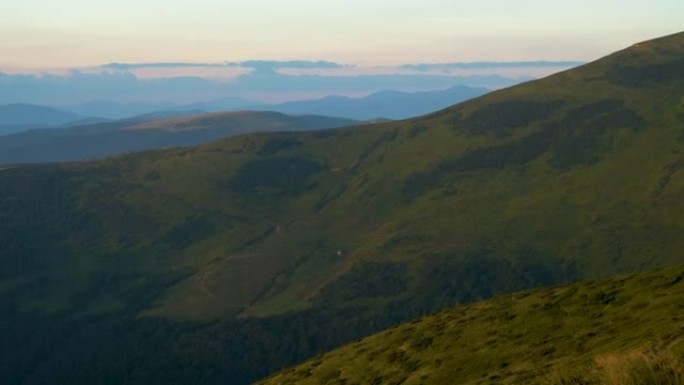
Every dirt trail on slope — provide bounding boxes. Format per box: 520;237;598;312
197;220;284;299
198;252;266;299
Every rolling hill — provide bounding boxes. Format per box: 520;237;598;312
0;111;358;164
1;32;683;384
260;264;684;385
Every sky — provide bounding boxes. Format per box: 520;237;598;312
0;1;682;106
2;0;683;69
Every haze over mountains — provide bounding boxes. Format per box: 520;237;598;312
0;86;488;164
1;32;683;385
0;83;488;123
263;85;489;120
57;85;490;120
0;60;574;107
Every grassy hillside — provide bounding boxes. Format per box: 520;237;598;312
260;264;684;385
0;111;357;164
1;32;683;384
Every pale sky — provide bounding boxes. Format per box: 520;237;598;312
1;0;683;69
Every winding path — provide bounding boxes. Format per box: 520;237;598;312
198;251;269;299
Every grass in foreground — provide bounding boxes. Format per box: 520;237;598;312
259;264;684;385
548;343;684;384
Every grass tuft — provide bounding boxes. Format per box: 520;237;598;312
593;346;684;385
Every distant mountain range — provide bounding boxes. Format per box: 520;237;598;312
0;111;358;164
53;85;489;121
0;103;84;135
0;85;489;165
265;85;490;120
62;98;260;120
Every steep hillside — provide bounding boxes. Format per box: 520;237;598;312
260;264;684;385
148;31;684;320
1;32;683;384
0;111;357;164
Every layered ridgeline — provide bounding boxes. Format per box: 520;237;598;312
261;264;684;385
265;85;490;120
0;111;358;164
1;32;683;384
64;85;490;120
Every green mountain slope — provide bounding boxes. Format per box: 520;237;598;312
1;32;683;384
0;111;357;164
260;264;684;385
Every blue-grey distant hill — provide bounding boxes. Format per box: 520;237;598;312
265;86;490;120
64;98;261;120
61;86;490;121
0;103;83;135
